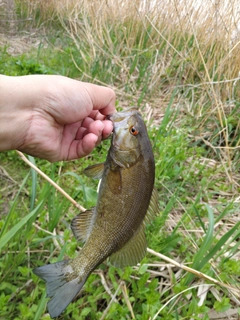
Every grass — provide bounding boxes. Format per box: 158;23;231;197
0;0;240;319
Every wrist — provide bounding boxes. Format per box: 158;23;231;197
0;75;31;151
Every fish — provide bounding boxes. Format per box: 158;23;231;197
33;109;159;318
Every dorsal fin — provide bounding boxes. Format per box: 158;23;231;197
71;209;96;243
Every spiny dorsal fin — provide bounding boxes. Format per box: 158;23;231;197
144;187;159;224
83;163;105;179
109;223;147;268
71;209;96;243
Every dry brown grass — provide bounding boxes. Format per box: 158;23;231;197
17;0;240;183
14;1;239;183
18;0;240;91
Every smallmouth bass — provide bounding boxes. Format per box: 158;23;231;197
33;109;159;318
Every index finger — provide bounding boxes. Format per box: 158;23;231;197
84;83;116;115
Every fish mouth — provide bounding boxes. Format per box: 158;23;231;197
106;113;123;122
107;113;127;135
107;108;139;123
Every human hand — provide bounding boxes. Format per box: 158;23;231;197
0;75;116;162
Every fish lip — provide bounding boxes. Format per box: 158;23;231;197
107;108;139;122
106;113;114;121
106;112;126;124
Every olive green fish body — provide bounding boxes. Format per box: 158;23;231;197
33;109;158;318
72;155;154;273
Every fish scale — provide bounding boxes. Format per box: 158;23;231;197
33;109;159;318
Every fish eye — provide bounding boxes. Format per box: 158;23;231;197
130;126;139;136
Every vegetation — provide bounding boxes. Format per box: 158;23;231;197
0;0;239;319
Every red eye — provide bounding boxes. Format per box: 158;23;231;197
130;126;138;135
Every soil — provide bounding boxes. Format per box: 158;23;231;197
0;0;46;55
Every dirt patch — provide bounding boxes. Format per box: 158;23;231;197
0;0;48;55
0;31;47;55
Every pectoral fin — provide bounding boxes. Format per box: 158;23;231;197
83;163;105;179
109;223;147;268
71;209;96;243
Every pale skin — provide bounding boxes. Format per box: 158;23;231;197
0;74;116;162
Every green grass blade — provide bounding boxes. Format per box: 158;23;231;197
211;221;240;262
160;194;177;227
193;202;206;233
223;239;240;259
50;196;70;230
63;171;88;203
215;202;235;224
0;201;43;250
33;289;48;320
153;87;178;148
184;204;214;284
28;155;37;211
129;53;138;74
0;171;30;238
47;163;57;229
193;204;215;267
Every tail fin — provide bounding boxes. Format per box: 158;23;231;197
33;260;87;318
